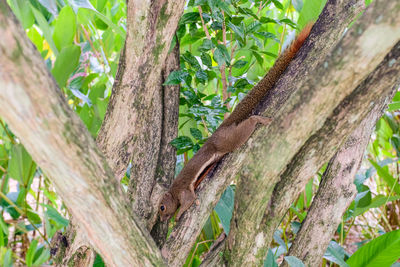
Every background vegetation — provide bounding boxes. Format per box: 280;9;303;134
0;0;398;266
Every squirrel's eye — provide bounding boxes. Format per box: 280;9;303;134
160;205;165;211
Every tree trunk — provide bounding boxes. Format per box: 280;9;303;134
96;0;185;224
0;2;164;266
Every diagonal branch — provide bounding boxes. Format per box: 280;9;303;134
281;96;387;266
160;0;365;265
0;2;163;266
227;0;400;264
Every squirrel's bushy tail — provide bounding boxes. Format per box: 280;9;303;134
221;23;313;127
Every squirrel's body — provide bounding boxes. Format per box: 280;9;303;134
159;25;313;222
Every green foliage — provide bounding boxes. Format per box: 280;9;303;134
53;6;77;51
346;230;400;267
284;256;306;267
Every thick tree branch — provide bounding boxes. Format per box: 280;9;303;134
227;0;400;264
281;98;387;266
201;33;400;267
96;0;185;221
0;3;163;266
160;0;365;265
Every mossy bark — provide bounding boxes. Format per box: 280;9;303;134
226;0;400;265
96;0;184;224
0;2;165;266
281;103;386;266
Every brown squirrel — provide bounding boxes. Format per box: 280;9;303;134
159;24;313;222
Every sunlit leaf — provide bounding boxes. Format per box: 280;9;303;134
53;6;77;51
346;230;400;267
51;45;81;88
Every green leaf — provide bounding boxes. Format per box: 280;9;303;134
346;230;400;267
27;210;42;225
53;6;77;51
70;0;125;37
264;249;278;267
284;256;305;267
214;186;234;234
0;228;4;247
93;253;105;267
0;216;9;236
387;101;400;112
354;195;400;217
228;22;245;40
170;136;194;152
246;21;262;33
30;4;59;55
369;160;400;195
43;205;69;227
8;144;36;187
26;239;38;266
280;18;297;29
255;32;280;43
182;51;201;70
32;247;50;266
292;0;304;12
200;53;212;69
271;0;284;10
324;241;350;267
179;12;200;24
198;39;215;52
213;44;230;66
37;0;58;16
252;51;263;65
164;70;189;85
2;248;13;267
234;78;251;89
232;60;248;69
260;17;278;24
297;0;327;28
27;27;44;52
51;45;81;88
195;70;208;84
190;128;203;140
8;0;35;29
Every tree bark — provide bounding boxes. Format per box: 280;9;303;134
96;0;185;223
0;2;164;266
281;100;390;266
225;0;400;265
161;0;365;265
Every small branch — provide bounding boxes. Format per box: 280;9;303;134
0;120;16;144
198;6;211;40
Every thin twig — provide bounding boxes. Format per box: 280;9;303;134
0;120;15;144
198;6;211;40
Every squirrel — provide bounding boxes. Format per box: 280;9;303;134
159;24;313;222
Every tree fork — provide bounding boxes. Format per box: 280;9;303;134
0;2;164;266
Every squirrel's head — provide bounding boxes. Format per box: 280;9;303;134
159;192;177;221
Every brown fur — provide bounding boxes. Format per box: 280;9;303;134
159;24;313;221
